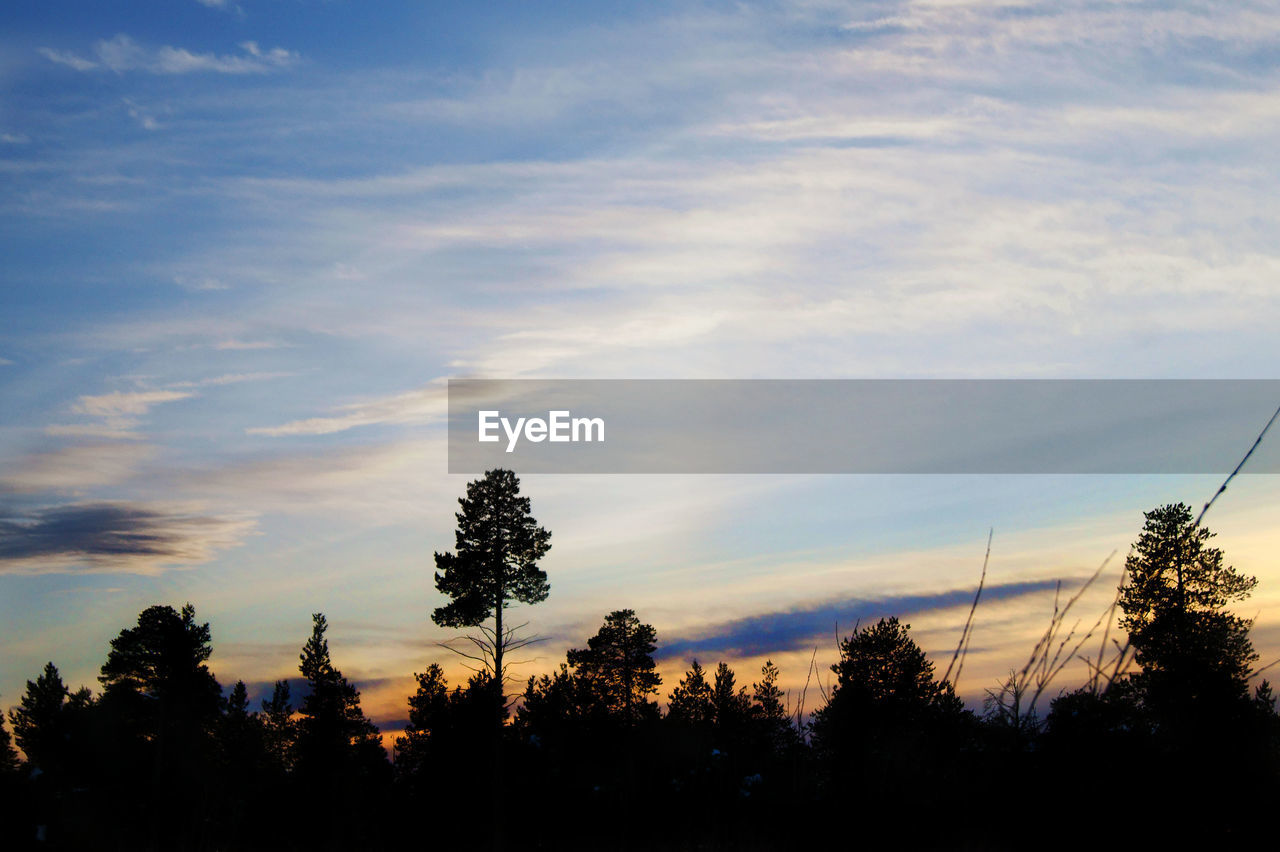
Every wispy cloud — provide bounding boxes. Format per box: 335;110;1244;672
123;98;160;131
46;390;194;440
37;47;98;72
0;501;255;575
248;381;446;437
213;339;287;351
72;390;192;418
39;35;297;75
0;444;156;495
170;371;294;389
658;578;1069;662
173;275;230;291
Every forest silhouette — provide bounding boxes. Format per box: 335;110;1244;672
3;469;1279;850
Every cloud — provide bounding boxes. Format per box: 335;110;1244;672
45;390;193;440
174;275;230;291
123;99;160;131
71;390;192;418
168;371;294;389
658;578;1069;661
38;35;297;75
248;381;447;437
0;501;255;575
44;423;150;441
213;339;286;350
0;444;155;495
37;47;98;71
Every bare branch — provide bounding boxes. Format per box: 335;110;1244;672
1195;400;1280;528
944;528;992;689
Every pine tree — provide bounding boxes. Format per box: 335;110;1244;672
260;680;295;772
751;660;796;752
810;617;963;756
9;662;72;774
394;663;450;779
217;680;266;771
566;609;661;724
668;660;714;727
293;614;388;846
99;603;222;738
432;469;551;691
711;662;751;729
294;613;384;778
0;711;16;774
1119;503;1259;723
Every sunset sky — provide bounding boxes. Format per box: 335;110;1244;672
3;0;1280;737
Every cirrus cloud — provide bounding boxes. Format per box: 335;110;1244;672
39;35;297;75
0;501;255;575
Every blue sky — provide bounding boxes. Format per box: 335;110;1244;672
3;0;1280;732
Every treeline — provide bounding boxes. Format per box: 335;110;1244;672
2;498;1280;849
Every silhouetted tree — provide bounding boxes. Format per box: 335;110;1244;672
750;660;796;753
96;603;223;847
1119;503;1260;732
566;609;661;724
0;710;22;852
809;617;968;841
396;666;506;842
812;617;962;738
294;613;389;848
711;662;751;736
210;680;272;846
8;662;91;779
394;663;450;781
255;679;294;776
0;711;16;774
294;613;385;777
217;680;267;771
668;660;714;728
810;616;965;775
433;468;552;690
981;669;1040;750
99;603;222;737
432;469;549;849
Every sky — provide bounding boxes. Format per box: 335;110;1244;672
3;0;1280;739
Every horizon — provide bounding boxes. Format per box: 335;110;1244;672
4;0;1280;746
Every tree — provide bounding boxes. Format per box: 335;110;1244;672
0;711;16;774
294;613;385;777
432;468;551;692
9;662;71;774
751;660;795;752
810;617;963;756
394;663;451;780
397;666;502;777
711;662;752;734
1118;502;1260;729
565;609;661;724
99;603;222;734
96;604;223;846
216;680;267;773
293;613;388;846
260;680;295;772
668;660;714;728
